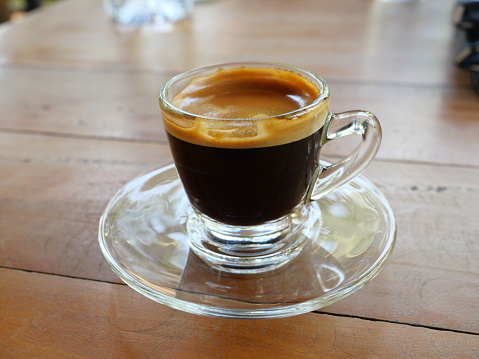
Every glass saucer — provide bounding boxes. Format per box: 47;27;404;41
98;163;396;319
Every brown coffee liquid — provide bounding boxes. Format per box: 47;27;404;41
167;130;322;225
163;67;327;225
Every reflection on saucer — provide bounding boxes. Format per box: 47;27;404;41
99;164;396;319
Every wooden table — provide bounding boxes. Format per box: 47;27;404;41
1;0;478;357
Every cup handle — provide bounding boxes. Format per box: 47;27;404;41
306;110;382;201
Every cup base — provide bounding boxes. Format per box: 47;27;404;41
187;206;321;274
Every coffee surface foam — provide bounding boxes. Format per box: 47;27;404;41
162;67;329;148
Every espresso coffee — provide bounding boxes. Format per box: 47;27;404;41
162;66;329;226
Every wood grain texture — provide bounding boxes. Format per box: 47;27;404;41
323;161;479;333
0;132;171;282
1;0;479;355
1;268;478;359
1;67;479;166
0;0;465;86
1;132;478;333
0;67;169;142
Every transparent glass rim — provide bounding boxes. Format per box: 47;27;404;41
159;61;330;122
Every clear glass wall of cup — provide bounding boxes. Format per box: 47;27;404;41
159;62;383;274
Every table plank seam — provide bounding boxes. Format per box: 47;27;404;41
1;266;478;337
0;265;127;289
315;311;479;337
0;127;169;145
0;63;472;91
0;63;182;77
3;127;479;171
371;157;479;170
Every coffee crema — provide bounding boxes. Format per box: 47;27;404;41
163;67;329;149
161;66;330;225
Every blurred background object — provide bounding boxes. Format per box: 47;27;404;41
25;0;42;11
0;0;59;23
103;0;194;26
453;0;479;94
0;0;10;23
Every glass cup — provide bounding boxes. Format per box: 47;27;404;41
104;0;194;25
159;62;382;273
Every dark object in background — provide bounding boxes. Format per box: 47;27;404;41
472;71;479;94
0;0;9;24
25;0;42;11
453;0;479;94
453;0;479;31
454;35;479;70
